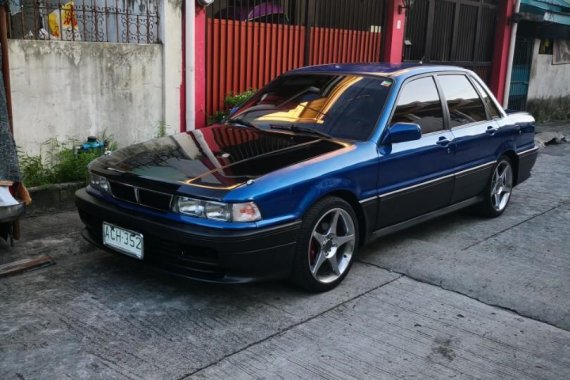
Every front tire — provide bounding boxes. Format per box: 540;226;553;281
291;197;359;292
477;157;514;218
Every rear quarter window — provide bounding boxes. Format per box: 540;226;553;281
472;79;502;119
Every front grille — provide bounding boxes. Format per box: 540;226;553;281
110;182;137;203
138;189;172;211
109;182;173;212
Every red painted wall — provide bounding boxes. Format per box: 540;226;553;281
205;19;381;116
195;7;207;129
381;0;406;64
490;0;514;103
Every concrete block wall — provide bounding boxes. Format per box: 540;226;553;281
528;39;570;100
9;39;165;155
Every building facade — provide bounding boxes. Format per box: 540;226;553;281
2;0;569;154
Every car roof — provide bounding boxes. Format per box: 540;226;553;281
288;63;470;79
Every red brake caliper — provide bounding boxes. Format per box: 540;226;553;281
309;239;317;265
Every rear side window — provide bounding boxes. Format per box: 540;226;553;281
391;77;444;134
438;75;487;128
472;79;502;119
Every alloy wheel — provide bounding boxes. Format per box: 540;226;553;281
491;161;513;212
308;208;356;284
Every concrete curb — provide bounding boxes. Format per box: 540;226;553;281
26;182;84;217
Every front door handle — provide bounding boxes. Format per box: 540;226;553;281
486;126;498;135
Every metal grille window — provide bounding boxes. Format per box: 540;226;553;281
7;0;159;44
404;0;499;85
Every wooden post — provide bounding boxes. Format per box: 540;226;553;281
0;4;13;134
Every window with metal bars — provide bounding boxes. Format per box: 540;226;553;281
6;0;159;44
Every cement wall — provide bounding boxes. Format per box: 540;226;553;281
161;0;183;133
528;39;570;100
9;39;164;155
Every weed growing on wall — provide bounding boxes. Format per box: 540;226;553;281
18;135;116;187
155;121;168;138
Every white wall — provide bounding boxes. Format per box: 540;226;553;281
527;38;570;100
10;39;164;155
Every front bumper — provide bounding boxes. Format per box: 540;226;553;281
75;189;300;283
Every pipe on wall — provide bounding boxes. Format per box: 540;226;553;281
0;6;13;133
503;0;522;108
185;0;196;131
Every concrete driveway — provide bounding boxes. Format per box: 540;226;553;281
1;124;569;379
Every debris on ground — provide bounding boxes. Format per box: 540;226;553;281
0;255;54;278
535;131;566;148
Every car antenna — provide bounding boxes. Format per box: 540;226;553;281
419;56;424;64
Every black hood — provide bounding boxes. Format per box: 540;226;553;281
90;125;347;190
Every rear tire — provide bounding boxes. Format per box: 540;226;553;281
291;197;359;292
477;156;514;218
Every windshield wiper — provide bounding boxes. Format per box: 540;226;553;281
227;118;260;130
270;124;332;139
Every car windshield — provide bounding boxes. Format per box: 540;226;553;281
228;74;393;141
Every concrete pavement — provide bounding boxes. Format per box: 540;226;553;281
0;123;569;379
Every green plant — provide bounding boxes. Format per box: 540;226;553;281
207;111;227;125
18;136;116;187
18;152;52;187
225;89;256;109
208;89;257;125
155;121;168;138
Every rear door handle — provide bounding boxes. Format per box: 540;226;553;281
486;126;498;135
436;137;451;146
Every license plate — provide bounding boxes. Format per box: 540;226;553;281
102;222;144;260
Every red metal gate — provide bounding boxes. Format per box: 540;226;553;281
206;0;384;118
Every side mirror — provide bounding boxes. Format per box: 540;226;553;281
381;123;422;145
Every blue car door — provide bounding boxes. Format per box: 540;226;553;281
376;75;455;229
436;74;504;203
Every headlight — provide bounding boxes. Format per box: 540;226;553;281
175;197;261;222
177;197;205;217
89;172;110;193
205;201;232;221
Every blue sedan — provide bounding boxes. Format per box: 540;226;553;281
76;63;538;292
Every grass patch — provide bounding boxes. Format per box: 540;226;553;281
19;137;114;187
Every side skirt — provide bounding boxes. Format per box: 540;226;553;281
371;195;483;239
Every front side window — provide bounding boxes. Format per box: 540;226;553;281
391;76;444;134
231;74;393;141
438;75;488;128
